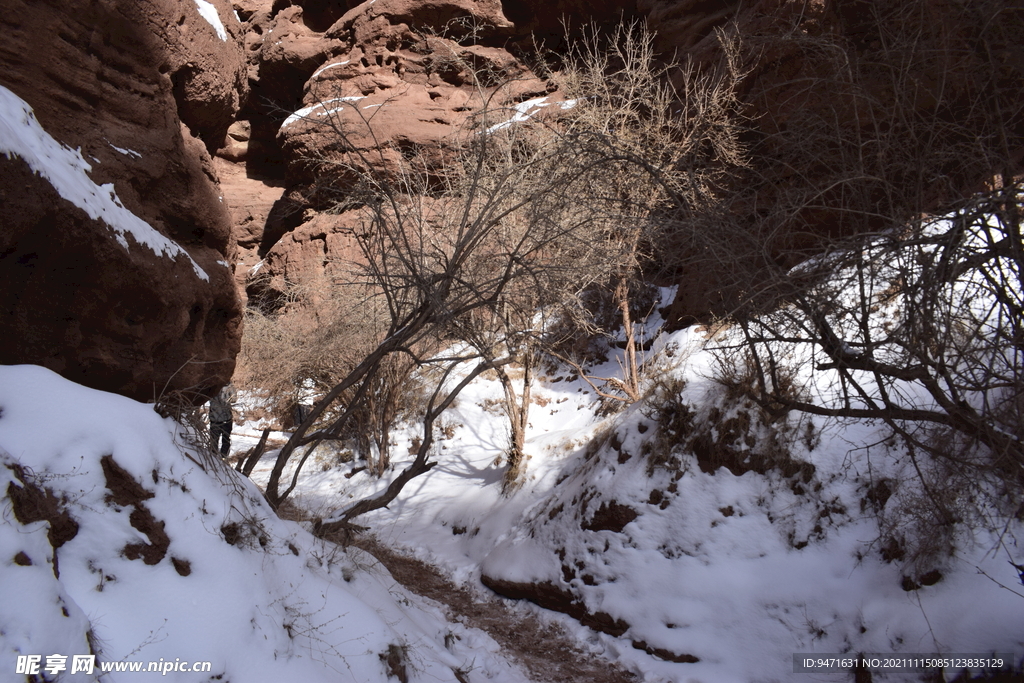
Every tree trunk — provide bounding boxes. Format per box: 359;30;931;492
616;277;641;402
314;360;493;537
499;349;534;494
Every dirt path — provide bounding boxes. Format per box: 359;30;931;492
352;536;639;683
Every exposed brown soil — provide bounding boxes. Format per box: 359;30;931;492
6;462;79;578
101;455;170;565
351;536;639;683
479;574;629;637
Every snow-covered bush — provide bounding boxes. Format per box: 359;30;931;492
718;186;1024;574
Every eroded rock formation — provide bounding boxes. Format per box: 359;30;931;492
226;0;554;301
226;0;1024;325
3;0;1018;400
0;0;247;400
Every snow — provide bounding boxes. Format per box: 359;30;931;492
107;142;141;159
0;365;530;683
311;61;351;80
483;98;578;134
0;86;209;282
3;178;1021;681
240;282;1024;682
194;0;227;41
483;97;552;134
281;97;366;130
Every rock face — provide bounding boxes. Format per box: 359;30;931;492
644;0;1024;324
156;0;251;149
0;0;247;401
212;156;286;300
224;0;1024;324
225;0;557;299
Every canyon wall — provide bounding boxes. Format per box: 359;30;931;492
228;0;1024;323
1;0;1020;397
0;0;247;400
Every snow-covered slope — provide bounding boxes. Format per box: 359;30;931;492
250;320;1024;683
0;365;527;682
476;340;1024;681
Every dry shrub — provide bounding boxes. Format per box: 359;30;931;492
351;353;426;475
237;269;429;474
153;389;222;471
872;420;1024;579
237;270;377;423
691;349;816;486
639;374;694;473
711;346;806;416
638;344;695;471
311;442;356;473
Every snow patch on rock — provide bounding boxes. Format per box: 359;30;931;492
194;0;227;41
0;86;209;281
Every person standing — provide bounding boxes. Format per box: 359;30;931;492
293;379;317;428
209;383;237;457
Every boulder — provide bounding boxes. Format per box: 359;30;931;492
271;0;525;188
326;0;514;45
256;5;347;109
155;0;251;149
258;211;363;295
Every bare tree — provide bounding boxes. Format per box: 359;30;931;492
253;19;751;524
726;183;1024;568
652;0;1024;327
236;271;382;424
352;352;422;476
551;21;749;400
685;0;1024;569
262;82;630;516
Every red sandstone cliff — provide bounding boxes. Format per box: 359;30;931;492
1;0;1021;398
0;0;247;400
